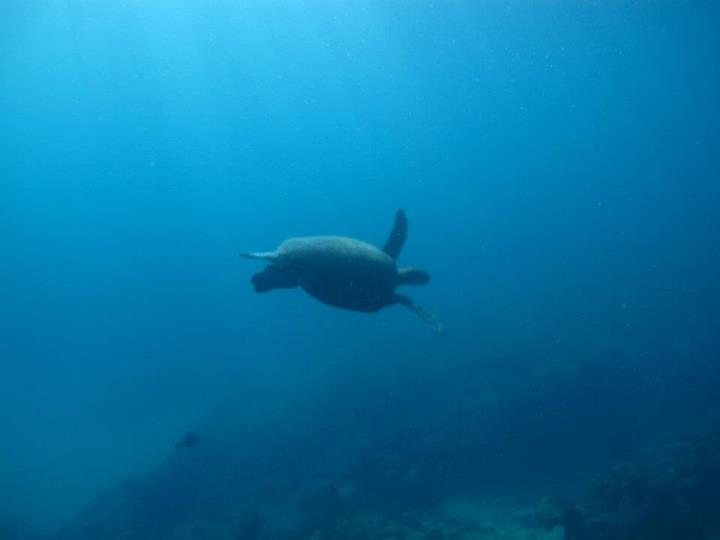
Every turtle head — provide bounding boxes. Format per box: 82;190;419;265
251;263;298;293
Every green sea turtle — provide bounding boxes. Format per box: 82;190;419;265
242;210;443;334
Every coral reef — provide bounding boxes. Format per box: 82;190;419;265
0;516;23;540
290;498;561;540
537;424;720;540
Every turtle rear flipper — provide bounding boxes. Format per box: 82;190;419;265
382;209;408;261
397;267;430;285
394;294;445;335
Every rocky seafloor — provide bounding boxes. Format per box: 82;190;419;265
536;423;720;540
26;422;715;540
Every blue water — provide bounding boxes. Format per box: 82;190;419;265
2;2;719;539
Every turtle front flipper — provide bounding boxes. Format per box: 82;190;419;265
394;294;445;336
382;209;408;261
240;251;278;261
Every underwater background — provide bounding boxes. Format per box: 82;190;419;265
1;1;719;539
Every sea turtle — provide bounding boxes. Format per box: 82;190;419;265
242;210;443;334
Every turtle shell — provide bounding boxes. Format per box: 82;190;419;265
277;236;399;312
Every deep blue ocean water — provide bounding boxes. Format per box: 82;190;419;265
1;2;719;539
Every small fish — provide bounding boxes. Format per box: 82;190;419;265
174;431;201;450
